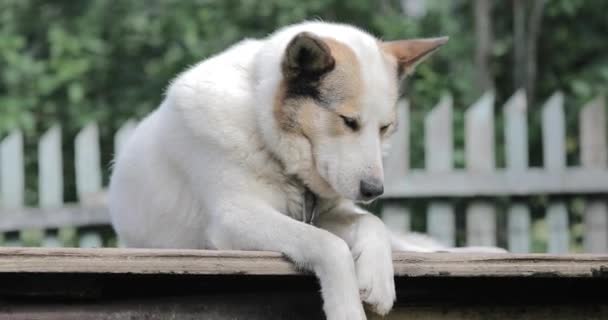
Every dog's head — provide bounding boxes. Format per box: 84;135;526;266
273;29;446;202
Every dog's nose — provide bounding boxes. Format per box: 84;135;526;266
359;178;384;200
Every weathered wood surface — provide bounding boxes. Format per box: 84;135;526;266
0;248;607;320
0;247;607;277
3;293;607;320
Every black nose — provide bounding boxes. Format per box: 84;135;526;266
359;179;384;200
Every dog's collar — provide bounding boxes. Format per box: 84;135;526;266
302;187;319;225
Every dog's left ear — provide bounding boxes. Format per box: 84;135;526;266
381;37;448;78
282;32;335;80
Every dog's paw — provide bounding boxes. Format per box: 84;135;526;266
354;243;395;316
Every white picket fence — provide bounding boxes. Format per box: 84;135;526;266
382;90;608;253
0;91;607;252
0;121;138;248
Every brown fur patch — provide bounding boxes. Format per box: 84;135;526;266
274;37;363;139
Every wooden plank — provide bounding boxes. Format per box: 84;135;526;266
114;119;138;157
1;280;607;320
465;93;496;246
383;168;608;197
381;100;410;233
2;297;324;320
580;96;608;253
0;247;606;277
4;305;607;320
74;123;103;248
0;248;298;275
38;125;63;247
1;272;606;320
542;92;569;253
425;95;455;246
503;90;531;253
3;305;606;320
1;130;25;246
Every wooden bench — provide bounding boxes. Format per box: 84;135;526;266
0;247;607;319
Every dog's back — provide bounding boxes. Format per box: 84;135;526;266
109;38;267;248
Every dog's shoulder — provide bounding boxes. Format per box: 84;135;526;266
168;38;264;106
160;39;266;144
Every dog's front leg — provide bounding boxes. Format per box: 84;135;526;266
316;203;395;316
208;199;366;320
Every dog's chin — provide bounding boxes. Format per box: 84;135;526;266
354;197;380;205
334;190;379;204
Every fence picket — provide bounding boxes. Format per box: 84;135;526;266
75;123;102;203
382;101;410;233
580;96;608;253
504;90;531;252
542;92;569;253
465;92;497;246
1;130;25;246
425;95;455;246
75;123;103;248
38;125;63;247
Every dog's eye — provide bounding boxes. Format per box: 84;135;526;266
340;115;359;131
380;124;391;134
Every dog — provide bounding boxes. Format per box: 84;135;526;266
109;21;499;320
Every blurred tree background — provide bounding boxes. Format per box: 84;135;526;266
1;0;607;216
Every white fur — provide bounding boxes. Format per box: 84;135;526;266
109;22;503;320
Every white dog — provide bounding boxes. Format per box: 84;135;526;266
109;22;492;319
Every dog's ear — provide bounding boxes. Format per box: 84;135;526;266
282;32;335;80
381;37;448;78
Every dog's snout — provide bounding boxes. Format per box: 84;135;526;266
359;178;384;200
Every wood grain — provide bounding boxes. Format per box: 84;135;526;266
0;247;606;278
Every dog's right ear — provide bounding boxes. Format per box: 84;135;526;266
381;37;449;78
282;32;335;80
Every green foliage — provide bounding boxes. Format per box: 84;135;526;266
0;0;607;204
